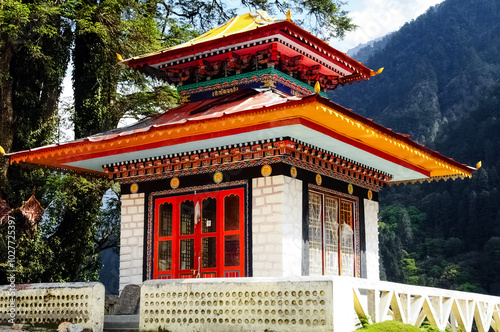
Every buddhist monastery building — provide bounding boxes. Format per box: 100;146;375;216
6;11;475;293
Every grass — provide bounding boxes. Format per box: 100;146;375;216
356;320;440;332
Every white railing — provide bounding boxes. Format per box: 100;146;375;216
2;278;499;332
351;278;500;332
140;276;500;332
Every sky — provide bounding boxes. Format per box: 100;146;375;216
332;0;445;52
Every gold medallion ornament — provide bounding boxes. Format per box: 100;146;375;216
290;166;297;179
367;190;373;200
213;171;223;184
261;165;272;177
348;184;354;195
170;177;180;189
130;183;139;194
315;174;322;186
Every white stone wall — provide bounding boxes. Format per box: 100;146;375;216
140;276;500;332
140;276;347;332
252;175;302;277
0;282;105;331
364;199;379;281
120;193;145;292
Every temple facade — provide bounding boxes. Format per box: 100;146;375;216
6;11;475;293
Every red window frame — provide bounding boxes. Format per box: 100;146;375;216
153;187;245;279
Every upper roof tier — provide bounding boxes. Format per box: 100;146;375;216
122;11;381;97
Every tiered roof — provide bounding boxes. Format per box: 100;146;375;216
123;11;381;102
6;11;475;188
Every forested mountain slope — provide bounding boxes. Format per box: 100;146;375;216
330;0;500;293
332;0;500;146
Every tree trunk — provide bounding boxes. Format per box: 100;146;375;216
0;39;14;184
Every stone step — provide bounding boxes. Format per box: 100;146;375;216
103;315;139;332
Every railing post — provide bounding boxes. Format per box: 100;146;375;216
367;288;379;323
332;277;357;331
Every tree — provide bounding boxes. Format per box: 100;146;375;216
0;0;71;183
0;0;358;285
0;175;120;283
156;0;355;40
71;0;356;138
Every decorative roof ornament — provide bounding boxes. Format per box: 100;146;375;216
371;68;384;76
314;81;321;94
20;195;44;228
0;196;11;226
286;10;292;21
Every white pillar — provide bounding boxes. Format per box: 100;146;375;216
252;175;302;277
364;199;380;281
119;193;145;293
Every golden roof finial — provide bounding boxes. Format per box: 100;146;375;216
370;67;384;77
286;10;291;21
476;161;482;169
314;81;321;94
116;53;123;61
0;146;5;155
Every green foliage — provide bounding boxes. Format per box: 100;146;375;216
42;174;112;281
71;0;180;137
0;0;357;286
332;0;500;295
355;320;425;332
0;174;120;284
402;258;420;285
0;0;68;56
0;1;30;40
355;320;464;332
0;209;55;283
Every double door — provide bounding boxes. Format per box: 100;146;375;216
153;188;245;279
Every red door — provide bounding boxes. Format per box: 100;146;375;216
153;188;245;279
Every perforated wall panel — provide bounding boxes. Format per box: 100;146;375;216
0;282;104;331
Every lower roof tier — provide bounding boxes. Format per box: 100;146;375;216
6;89;474;184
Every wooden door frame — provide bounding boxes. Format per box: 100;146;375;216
148;183;249;280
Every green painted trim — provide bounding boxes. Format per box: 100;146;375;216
177;68;328;98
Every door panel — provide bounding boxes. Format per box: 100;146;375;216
153;188;245;279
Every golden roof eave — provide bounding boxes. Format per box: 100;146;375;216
6;93;474;183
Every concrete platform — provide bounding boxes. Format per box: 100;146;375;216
103;315;139;332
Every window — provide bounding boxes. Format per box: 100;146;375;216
308;190;356;277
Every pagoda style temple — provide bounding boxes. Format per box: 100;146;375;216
6;11;474;293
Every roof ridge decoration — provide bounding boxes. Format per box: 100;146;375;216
124;11;285;60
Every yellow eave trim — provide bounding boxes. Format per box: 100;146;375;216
8;99;472;179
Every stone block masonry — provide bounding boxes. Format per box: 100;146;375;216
120;193;145;292
252;175;302;277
